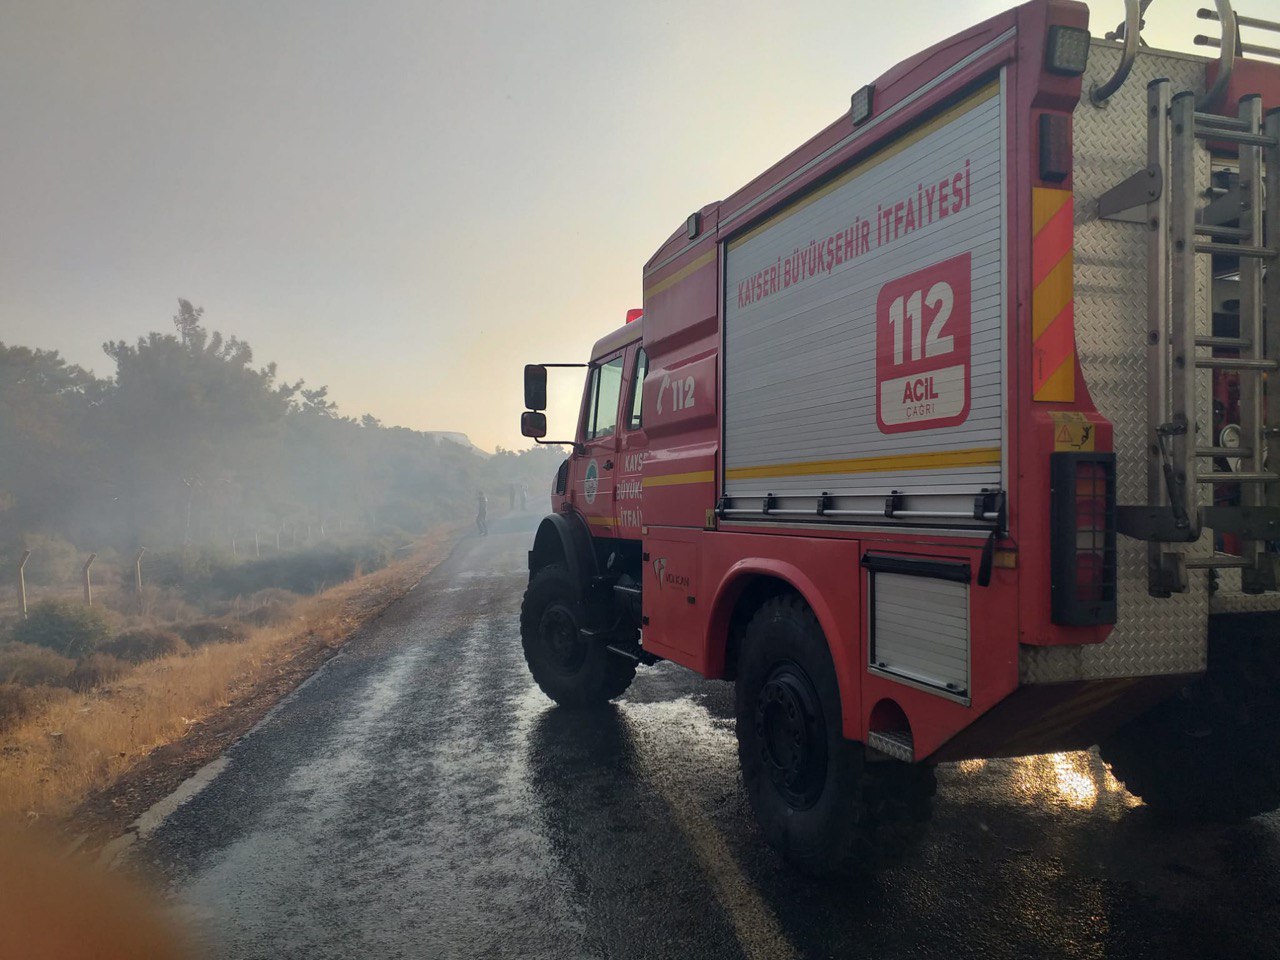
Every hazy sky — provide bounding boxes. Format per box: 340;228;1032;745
1;1;1209;451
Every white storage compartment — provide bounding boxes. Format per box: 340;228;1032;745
866;554;970;698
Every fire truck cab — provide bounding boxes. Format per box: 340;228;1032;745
520;0;1280;876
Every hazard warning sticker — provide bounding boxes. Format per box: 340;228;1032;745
1050;411;1095;451
876;253;972;434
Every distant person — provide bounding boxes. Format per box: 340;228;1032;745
519;484;528;511
476;489;488;536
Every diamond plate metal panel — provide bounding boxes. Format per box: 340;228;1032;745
1208;568;1280;614
1021;44;1212;684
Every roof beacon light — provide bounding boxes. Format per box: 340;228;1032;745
1046;25;1091;75
625;309;643;324
850;84;875;127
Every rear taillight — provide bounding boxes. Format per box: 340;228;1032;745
1051;452;1117;626
1038;113;1071;183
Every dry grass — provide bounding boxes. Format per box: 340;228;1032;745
0;527;460;825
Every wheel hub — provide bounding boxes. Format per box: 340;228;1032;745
538;604;587;674
755;665;827;809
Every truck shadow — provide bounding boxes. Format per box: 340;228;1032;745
748;754;1280;960
527;696;1280;960
525;704;752;960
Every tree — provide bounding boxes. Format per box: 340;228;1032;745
3;300;551;562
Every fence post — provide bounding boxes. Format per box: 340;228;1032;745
17;550;30;620
134;548;145;612
82;553;97;607
254;531;260;558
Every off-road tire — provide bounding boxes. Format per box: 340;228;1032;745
520;563;636;707
1099;618;1280;822
735;594;935;877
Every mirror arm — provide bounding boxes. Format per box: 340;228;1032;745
534;438;584;456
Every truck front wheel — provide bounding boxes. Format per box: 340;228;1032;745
520;563;636;707
735;595;934;877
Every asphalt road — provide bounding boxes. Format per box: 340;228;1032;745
138;514;1280;960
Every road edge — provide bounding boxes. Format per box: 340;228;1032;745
68;528;474;861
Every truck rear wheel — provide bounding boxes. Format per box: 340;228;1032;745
520;563;636;707
735;595;934;877
1099;622;1280;822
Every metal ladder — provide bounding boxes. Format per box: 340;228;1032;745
1113;83;1280;595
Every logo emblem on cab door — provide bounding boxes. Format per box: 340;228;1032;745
583;460;599;504
652;556;667;587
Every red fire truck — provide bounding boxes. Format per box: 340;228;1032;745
519;0;1280;875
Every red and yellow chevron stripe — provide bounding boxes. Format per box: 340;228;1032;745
1032;188;1075;402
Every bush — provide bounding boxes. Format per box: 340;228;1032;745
67;653;130;692
0;683;48;730
209;541;392;597
238;588;300;626
101;628;189;664
102;584;200;623
177;619;252;648
13;601;111;658
0;642;75;687
10;534;83;587
134;545;234;590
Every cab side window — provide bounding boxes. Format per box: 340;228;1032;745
586;355;624;440
629;349;648;430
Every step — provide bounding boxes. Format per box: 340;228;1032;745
1194;241;1276;259
1194;357;1279;371
1196;471;1279;483
1197;446;1255;458
866;729;915;763
1195;335;1252;349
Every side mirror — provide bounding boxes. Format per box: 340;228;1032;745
520;411;547;439
524;364;548;411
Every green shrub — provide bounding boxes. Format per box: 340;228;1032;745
13;600;110;658
67;653;130;692
179;619;252;648
101;628;189;664
0;642;75;686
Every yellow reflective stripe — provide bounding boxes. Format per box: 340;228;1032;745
1032;184;1071;234
1031;186;1075;403
643;250;716;298
1032;254;1073;340
643;470;716;489
1036;354;1076;405
726;446;1000;481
